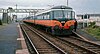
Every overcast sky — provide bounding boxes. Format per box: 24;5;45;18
0;0;100;18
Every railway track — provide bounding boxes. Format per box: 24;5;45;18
20;24;66;54
24;24;90;54
58;36;100;54
21;24;100;54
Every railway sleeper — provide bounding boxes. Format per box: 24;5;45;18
37;49;61;54
92;49;100;52
96;51;100;53
37;49;56;51
86;47;98;49
39;52;59;54
83;45;96;48
38;51;58;53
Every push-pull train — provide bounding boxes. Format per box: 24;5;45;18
23;6;77;35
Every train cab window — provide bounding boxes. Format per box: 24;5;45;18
53;10;63;19
71;11;75;19
53;10;75;20
65;12;71;18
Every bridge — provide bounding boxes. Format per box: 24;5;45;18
0;8;44;13
0;8;45;23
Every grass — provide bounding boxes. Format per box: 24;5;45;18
83;25;100;40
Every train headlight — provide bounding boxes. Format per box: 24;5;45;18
61;21;65;23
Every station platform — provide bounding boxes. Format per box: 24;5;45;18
75;29;98;41
0;23;29;54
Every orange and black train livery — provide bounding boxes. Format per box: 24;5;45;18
23;5;77;35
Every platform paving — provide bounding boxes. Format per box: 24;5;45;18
76;29;98;41
0;24;8;30
0;23;21;54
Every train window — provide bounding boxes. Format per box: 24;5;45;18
44;15;46;19
53;10;63;19
65;12;71;18
71;11;75;19
47;15;50;19
41;14;43;19
43;12;50;20
53;10;75;19
36;12;50;20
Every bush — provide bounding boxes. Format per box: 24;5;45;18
89;22;95;27
0;19;2;25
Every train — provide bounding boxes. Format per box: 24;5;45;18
23;5;77;35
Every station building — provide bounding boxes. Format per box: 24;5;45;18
76;14;100;27
76;14;100;21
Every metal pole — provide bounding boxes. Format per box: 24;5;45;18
7;9;8;24
83;15;84;28
67;0;68;6
87;15;88;27
10;11;11;23
16;4;17;22
29;12;31;17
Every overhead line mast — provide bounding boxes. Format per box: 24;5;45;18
67;0;68;6
15;4;17;21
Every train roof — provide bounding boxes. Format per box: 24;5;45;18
36;6;73;16
51;6;72;9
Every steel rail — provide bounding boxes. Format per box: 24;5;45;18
27;24;100;54
57;36;100;54
23;23;100;54
21;24;67;54
20;24;39;54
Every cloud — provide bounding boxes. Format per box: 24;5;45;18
0;0;100;14
69;0;100;14
0;0;67;7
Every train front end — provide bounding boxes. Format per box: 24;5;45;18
51;6;77;35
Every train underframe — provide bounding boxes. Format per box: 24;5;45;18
24;21;74;35
37;25;74;35
52;26;74;35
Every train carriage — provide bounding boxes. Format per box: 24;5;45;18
23;5;77;35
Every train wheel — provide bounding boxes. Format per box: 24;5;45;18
74;21;77;32
46;28;49;32
51;27;55;35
